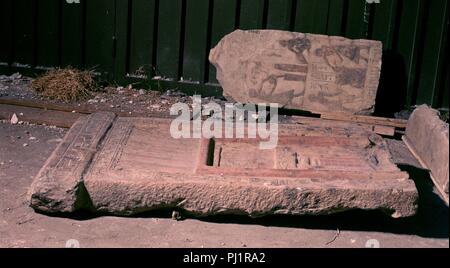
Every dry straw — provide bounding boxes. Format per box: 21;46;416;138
32;68;97;102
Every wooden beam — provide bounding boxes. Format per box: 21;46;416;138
292;115;396;136
0;104;84;128
0;97;175;119
320;113;407;129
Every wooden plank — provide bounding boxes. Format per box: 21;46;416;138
344;0;367;39
326;0;345;36
238;0;265;30
0;0;446;113
36;0;60;68
372;0;405;117
60;0;84;68
113;0;130;81
85;0;116;78
128;0;157;76
416;0;449;106
292;116;396;137
441;60;449;109
371;0;398;50
0;99;397;137
293;0;330;34
12;0;36;67
395;0;426;107
0;0;13;65
208;0;238;84
0;98;173;119
155;0;183;80
373;125;396;137
0;104;84;128
320;113;407;129
182;0;210;83
0;98;89;114
266;0;293;30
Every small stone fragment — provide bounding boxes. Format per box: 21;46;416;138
171;211;182;221
10;113;19;125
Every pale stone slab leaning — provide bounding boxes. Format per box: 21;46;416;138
209;30;382;115
403;105;449;205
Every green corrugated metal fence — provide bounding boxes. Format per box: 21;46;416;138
0;0;448;115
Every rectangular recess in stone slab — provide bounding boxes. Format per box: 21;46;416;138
30;115;419;218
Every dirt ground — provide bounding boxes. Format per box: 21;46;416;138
0;121;448;248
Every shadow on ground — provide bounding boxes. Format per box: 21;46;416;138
38;165;448;239
196;166;448;239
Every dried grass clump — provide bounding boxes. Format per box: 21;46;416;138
31;68;96;102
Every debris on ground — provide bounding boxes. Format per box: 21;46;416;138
325;229;341;245
31;68;97;102
394;110;413;120
171;211;183;221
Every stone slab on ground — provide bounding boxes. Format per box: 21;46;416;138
29;112;116;212
4;122;447;248
29;113;418;218
209;30;382;114
403;105;449;205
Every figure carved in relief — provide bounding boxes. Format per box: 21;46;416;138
279;37;311;64
315;45;368;89
246;61;305;106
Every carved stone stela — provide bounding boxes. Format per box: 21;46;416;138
30;113;418;217
210;30;382;114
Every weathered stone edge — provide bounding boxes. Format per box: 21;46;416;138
84;177;418;218
28;112;116;213
404;105;449;205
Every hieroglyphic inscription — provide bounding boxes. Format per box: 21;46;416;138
49;112;116;178
210;30;382;114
